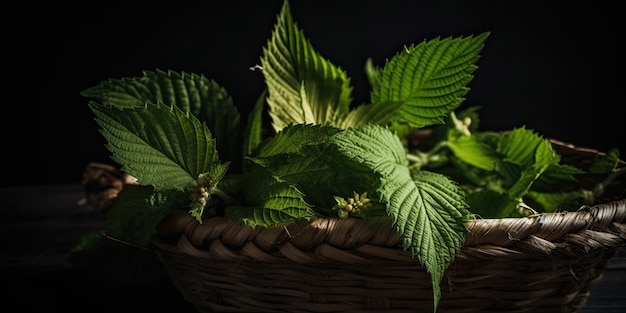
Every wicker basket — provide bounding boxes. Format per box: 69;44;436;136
84;139;626;313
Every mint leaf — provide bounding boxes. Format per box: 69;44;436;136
89;101;222;190
371;33;489;129
261;0;353;131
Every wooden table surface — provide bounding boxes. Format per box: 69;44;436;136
2;184;624;312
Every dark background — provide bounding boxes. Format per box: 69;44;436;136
10;0;623;188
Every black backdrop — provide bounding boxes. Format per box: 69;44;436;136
10;0;623;187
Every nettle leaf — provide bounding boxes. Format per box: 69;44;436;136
104;184;188;247
251;124;362;210
465;127;562;216
329;124;408;168
497;128;558;198
89;101;221;190
447;132;500;171
371;33;489;130
530;163;583;192
255;123;341;157
261;0;353;131
329;124;470;310
337;100;404;129
82;69;242;170
189;162;231;221
226;165;316;227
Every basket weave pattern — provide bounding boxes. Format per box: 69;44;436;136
152;200;626;313
84;140;626;313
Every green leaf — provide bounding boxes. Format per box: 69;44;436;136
498;128;558;199
329;124;408;168
590;148;621;173
371;33;489;129
337;100;404;129
249;124;348;210
225;171;317;228
255;124;341;158
329;124;470;311
243;89;267;168
364;57;381;90
447;132;500;171
82;69;243;171
89;101;221;190
530;163;583;192
261;0;353;131
497;127;546;167
189;162;231;221
104;184;188;247
526;190;594;213
465;189;519;218
397;169;471;311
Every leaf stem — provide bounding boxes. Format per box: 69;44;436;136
406;141;449;168
593;167;626;199
212;187;238;205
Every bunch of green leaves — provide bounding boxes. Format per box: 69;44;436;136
81;1;623;311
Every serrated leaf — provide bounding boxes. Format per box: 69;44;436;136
225;183;316;228
497;127;546;167
255;123;341;158
250;124;354;210
447;132;500;171
329;124;470;311
530;163;583;192
104;184;188;247
371;33;489;129
82;69;242;170
189;162;231;221
329;124;408;167
89;101;221;190
394;169;470;311
498;128;558;199
337;100;404;129
261;0;352;131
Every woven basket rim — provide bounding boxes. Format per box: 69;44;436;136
152;199;626;264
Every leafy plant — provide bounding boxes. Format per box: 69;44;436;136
81;1;623;311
